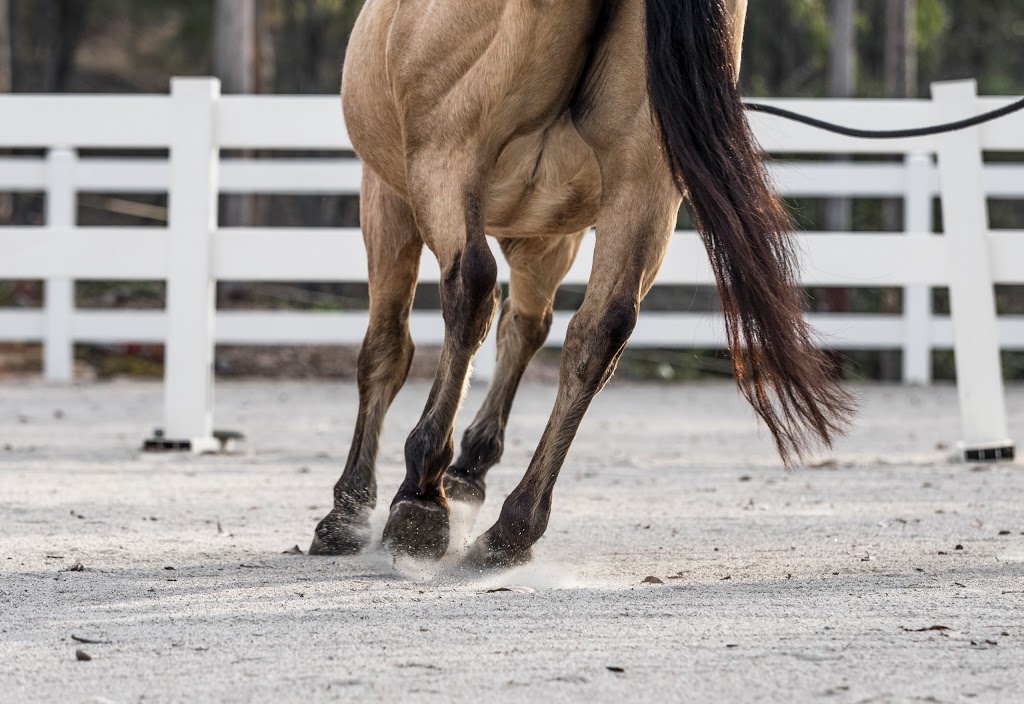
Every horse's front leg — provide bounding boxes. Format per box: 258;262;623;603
381;150;500;559
466;177;680;568
309;169;422;555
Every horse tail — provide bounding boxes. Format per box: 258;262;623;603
643;0;854;463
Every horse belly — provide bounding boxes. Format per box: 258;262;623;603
486;118;602;238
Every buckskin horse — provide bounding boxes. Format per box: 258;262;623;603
310;0;854;567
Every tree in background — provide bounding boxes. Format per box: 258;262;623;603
214;0;256;227
0;0;11;224
214;0;255;94
885;0;917;99
0;0;1021;380
824;0;856;237
0;0;1016;98
0;0;9;98
8;0;91;92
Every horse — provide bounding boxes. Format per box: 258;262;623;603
309;0;854;567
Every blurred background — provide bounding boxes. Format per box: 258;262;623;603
0;0;1022;382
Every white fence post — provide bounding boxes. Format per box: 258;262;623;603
43;147;76;383
154;78;220;452
932;80;1014;461
901;151;933;385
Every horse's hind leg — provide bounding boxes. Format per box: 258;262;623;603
309;169;422;555
466;180;680;568
381;154;500;559
444;233;583;506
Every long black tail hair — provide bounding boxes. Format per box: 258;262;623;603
644;0;855;463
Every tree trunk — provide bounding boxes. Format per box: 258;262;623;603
0;0;9;94
253;2;275;95
820;0;857;378
214;0;255;94
214;0;256;227
885;0;917;99
880;0;918;380
250;4;275;229
0;0;11;223
53;0;90;91
825;0;856;233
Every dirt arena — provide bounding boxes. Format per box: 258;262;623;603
2;379;1023;702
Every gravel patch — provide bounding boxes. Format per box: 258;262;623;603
2;379;1023;702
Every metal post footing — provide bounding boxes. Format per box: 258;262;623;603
960;442;1015;463
142;429;245;454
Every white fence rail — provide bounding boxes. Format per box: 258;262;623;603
0;78;1020;459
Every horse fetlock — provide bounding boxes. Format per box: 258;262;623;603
457;426;504;473
404;428;455;495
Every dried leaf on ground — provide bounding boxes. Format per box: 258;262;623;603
901;625;952;632
71;635;110;645
642;576;664;584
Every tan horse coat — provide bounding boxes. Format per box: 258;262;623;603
311;0;850;566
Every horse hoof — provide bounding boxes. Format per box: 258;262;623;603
309;508;372;556
382;499;450;560
443;472;485;505
460;533;533;571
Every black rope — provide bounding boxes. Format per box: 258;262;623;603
744;96;1024;139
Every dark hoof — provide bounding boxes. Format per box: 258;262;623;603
382;499;450;561
309;507;372;556
443;472;485;505
461;532;533;571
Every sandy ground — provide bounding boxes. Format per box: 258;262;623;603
1;378;1023;703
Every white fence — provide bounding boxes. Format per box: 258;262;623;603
0;78;1020;458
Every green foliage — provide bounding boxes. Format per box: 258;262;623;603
742;0;830;96
915;0;950;50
